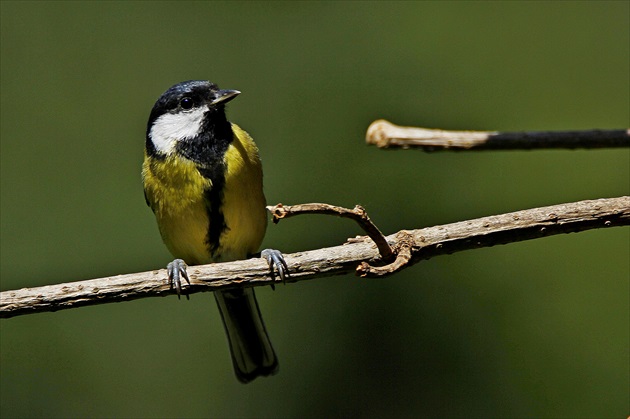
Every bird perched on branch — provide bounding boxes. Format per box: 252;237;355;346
142;80;287;383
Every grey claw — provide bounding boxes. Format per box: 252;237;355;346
167;259;190;299
261;249;289;283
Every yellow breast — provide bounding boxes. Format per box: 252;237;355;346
142;123;267;265
219;124;267;261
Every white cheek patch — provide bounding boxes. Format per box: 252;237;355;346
149;107;207;154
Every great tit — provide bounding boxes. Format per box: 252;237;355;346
142;80;287;383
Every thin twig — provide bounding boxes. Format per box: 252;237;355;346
357;231;414;277
1;197;628;318
268;203;393;261
366;119;630;151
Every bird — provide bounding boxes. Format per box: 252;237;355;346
142;80;287;383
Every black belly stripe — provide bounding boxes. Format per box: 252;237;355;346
175;112;235;260
200;163;227;258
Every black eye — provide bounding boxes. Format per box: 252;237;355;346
180;97;193;110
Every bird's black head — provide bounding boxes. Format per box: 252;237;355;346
146;80;240;158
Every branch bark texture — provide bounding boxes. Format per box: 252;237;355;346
1;197;628;319
366;119;630;151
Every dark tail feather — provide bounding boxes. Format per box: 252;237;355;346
214;288;278;383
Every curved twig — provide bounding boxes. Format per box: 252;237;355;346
268;203;393;261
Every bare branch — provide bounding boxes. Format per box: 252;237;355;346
1;197;628;319
366;119;630;151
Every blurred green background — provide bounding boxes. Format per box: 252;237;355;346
1;1;628;418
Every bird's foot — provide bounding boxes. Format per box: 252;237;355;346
261;249;289;289
167;258;190;299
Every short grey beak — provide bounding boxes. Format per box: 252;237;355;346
211;89;241;106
